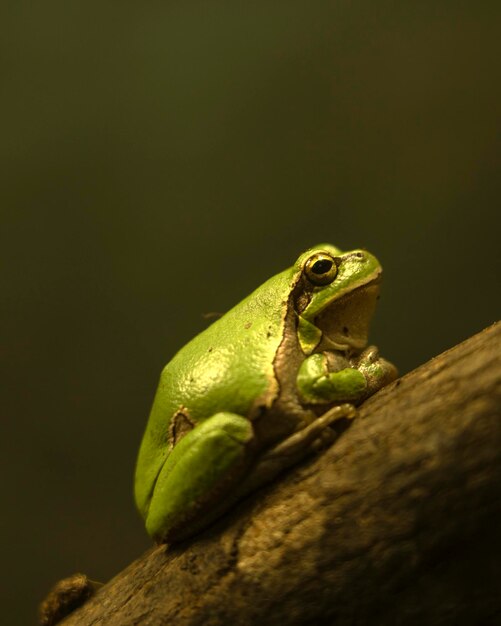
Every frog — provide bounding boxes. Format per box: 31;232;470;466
134;243;397;543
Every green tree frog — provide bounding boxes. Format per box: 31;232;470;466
135;244;397;542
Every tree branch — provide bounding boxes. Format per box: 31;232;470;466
57;322;501;625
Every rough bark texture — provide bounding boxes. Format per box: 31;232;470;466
60;322;501;626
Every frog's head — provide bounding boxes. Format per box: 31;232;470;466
294;243;383;355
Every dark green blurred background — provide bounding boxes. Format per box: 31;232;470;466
2;2;500;624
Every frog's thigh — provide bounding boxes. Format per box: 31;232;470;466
146;412;254;540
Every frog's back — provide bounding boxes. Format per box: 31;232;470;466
156;269;293;424
135;269;296;507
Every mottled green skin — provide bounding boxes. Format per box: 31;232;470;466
135;244;397;542
135;267;294;521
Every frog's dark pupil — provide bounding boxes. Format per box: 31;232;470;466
312;259;333;274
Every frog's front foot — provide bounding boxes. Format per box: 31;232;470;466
356;345;398;397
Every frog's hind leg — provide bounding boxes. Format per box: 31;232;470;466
235;403;356;498
145;412;254;543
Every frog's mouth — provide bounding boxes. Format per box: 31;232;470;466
314;279;381;354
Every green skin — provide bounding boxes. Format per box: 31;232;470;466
135;244;397;542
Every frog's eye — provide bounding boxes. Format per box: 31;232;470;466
304;252;338;286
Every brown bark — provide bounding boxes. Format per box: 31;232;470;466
59;322;501;625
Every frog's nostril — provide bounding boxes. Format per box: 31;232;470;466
354;252;364;259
